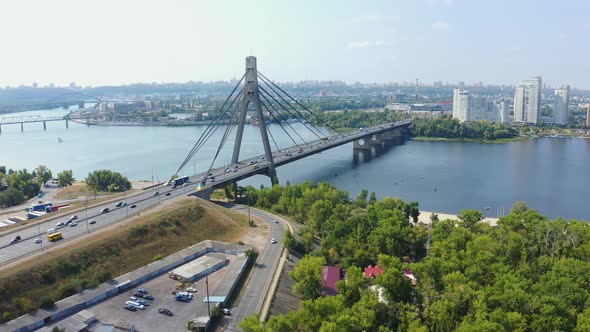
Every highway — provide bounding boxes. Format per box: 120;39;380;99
0;120;410;266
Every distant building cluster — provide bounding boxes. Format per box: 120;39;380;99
452;89;509;123
452;76;570;125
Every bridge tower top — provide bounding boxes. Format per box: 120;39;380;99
232;56;277;184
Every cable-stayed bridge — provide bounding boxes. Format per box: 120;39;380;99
173;56;411;197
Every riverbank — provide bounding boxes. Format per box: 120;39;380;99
418;210;499;226
411;136;529;143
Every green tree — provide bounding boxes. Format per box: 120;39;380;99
369;192;377;205
0;188;26;207
86;169;131;192
291;255;326;300
57;170;74;187
35;165;52;186
458;209;483;229
239;314;269;332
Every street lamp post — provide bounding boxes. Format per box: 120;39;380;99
205;273;211;317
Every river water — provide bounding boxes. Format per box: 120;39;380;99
1;108;589;220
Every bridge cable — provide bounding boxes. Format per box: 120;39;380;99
206;94;243;172
258;84;324;140
178;74;245;168
258;75;328;138
258;72;345;137
183;87;243;172
258;90;309;145
259;98;302;150
175;74;245;175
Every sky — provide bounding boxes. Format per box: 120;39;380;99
1;0;589;89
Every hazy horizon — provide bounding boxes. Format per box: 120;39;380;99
2;0;589;89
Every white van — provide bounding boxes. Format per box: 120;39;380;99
125;301;145;310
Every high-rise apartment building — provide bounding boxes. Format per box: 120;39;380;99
513;77;542;124
452;88;506;123
452;89;469;122
586;104;590;128
553;85;569;125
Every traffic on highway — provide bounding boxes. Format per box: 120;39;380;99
0;121;409;266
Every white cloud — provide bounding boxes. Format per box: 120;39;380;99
347;40;387;49
431;20;449;31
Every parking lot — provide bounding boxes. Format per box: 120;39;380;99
87;255;237;331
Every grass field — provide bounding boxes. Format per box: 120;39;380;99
0;198;252;322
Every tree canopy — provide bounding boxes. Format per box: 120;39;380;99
85;169;131;192
240;182;590;331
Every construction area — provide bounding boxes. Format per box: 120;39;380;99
2;240;252;332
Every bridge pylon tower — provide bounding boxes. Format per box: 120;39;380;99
231;56;277;184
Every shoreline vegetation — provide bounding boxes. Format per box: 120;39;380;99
411;136;529;143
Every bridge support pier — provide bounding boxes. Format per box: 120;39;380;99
0;124;2;134
65;119;69;128
353;136;372;150
43;121;47;130
20;122;24;132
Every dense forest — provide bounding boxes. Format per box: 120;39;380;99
239;182;590;331
410;117;519;140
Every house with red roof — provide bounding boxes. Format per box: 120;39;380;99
364;264;384;279
322;266;342;296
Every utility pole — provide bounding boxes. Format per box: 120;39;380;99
205;273;211;317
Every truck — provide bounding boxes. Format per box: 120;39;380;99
27;211;45;219
169;176;189;187
29;202;52;212
45;204;70;213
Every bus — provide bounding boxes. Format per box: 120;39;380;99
170;176;190;187
47;231;63;242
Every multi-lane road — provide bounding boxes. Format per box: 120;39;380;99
0;121;409;266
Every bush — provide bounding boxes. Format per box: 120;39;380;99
153;254;164;261
1;312;13;323
39;297;55;309
94;269;112;284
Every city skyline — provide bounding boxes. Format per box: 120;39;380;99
1;0;589;89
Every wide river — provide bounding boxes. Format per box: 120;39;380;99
1;108;589;220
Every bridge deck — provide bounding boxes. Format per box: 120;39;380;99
191;120;411;190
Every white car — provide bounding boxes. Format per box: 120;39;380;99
56;221;65;227
273;219;279;223
69;215;78;221
186;287;197;293
271;238;277;244
69;222;78;227
34;238;42;244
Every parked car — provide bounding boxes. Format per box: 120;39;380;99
10;235;21;244
137;288;148;294
223;308;232;316
123;304;137;312
271;238;277;244
137;299;149;306
133;292;145;298
130;296;139;302
186;287;197;293
158;308;173;316
143;294;154;300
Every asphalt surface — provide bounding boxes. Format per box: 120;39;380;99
0;121;409;266
219;204;287;331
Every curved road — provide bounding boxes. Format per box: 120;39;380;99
219;204;287;330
